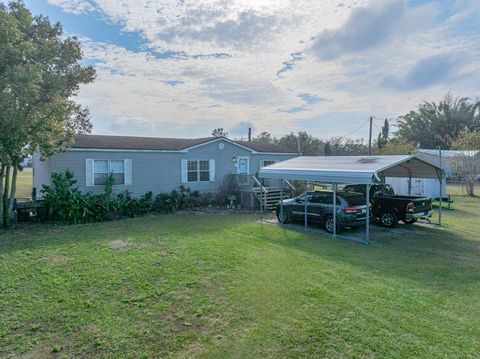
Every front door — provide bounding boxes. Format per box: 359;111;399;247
237;157;249;186
237;157;249;175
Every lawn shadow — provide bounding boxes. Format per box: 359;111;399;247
258;218;480;292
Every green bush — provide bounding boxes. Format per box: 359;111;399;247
41;171;94;223
153;186;201;213
42;171;153;223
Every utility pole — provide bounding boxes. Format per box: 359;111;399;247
368;116;373;155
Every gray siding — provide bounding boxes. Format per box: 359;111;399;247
33;139;296;197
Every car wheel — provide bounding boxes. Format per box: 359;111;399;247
380;211;398;228
277;209;290;224
324;216;342;234
403;218;417;224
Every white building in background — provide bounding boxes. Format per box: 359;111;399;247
385;149;479;199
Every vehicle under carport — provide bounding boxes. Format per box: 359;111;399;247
259;155;445;243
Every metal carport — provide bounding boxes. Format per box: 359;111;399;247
259;155;445;243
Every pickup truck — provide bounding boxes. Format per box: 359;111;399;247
343;184;433;227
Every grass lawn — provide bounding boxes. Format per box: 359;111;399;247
14;167;33;199
1;188;480;358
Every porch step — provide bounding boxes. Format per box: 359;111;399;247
253;187;293;211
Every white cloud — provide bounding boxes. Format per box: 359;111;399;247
47;0;480;139
47;0;96;14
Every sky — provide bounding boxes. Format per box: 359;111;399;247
8;0;480;139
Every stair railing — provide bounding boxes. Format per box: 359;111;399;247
252;175;269;211
283;179;296;193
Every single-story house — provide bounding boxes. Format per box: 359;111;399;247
33;135;297;205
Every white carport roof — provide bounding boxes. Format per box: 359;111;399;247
259;155;444;184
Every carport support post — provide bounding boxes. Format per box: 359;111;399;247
438;148;443;226
280;179;284;222
366;184;370;244
333;183;337;237
304;180;308;230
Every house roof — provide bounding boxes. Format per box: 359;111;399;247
72;134;295;154
259;155;444;184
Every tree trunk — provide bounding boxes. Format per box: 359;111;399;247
8;166;18;220
0;164;4;227
467;182;475;197
3;165;10;227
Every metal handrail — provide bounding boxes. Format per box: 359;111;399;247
252;175;269;194
283;179;295;192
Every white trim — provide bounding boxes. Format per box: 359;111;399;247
68;137;297;155
71;148;185;153
184;137;256;153
236;156;250;175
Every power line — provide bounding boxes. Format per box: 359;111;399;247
336;118;370;141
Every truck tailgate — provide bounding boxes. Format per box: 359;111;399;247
412;197;432;213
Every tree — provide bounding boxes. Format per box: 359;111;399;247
396;94;480;149
327;137;369;155
449;130;480;196
324;142;332;156
0;1;95;226
211;128;228;137
252;131;273;144
377;119;389;150
276;131;325;155
376;139;416;155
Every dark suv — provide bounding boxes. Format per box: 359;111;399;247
276;191;369;233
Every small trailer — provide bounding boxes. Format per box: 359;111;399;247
14;199;48;222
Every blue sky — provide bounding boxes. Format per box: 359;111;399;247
8;0;480;139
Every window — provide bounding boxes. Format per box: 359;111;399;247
187;160;198;182
263;160;275;167
110;160;125;185
93;160;125;186
199;160;210;181
187;160;210;182
93;160;108;185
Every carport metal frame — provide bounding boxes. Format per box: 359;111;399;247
261;155;445;244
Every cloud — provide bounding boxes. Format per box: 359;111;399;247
42;0;480;139
381;54;465;90
47;0;96;14
229;121;255;137
157;10;283;50
310;0;438;60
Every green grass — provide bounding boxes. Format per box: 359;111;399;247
1;188;480;358
14;167;32;199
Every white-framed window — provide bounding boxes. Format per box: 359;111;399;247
92;160;125;186
110;160;125;185
187;160;210;182
93;160;109;185
262;160;276;167
187;160;198;182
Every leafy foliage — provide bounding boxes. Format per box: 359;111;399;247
41;171;152;223
211;128;228;137
0;1;95;226
396;94;480;149
153;186;201;213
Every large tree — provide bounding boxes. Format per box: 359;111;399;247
396;94;480;149
0;1;95;226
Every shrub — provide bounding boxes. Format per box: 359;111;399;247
153;192;179;213
153;186;201;213
216;173;239;205
42;171;94;223
42;171;153;223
